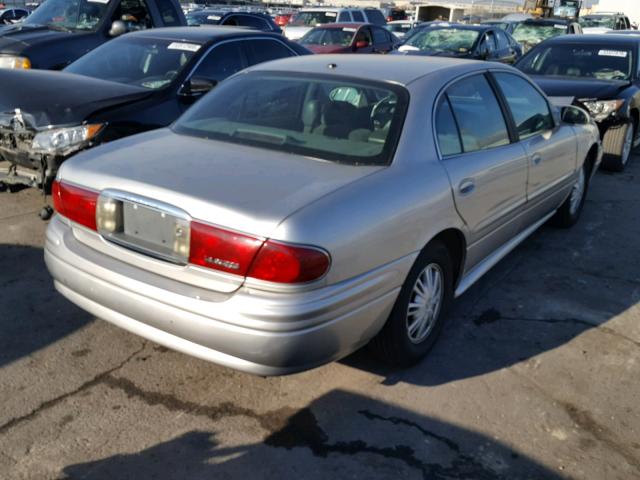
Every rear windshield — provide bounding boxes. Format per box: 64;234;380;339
403;28;479;53
172;73;409;166
300;27;356;46
289;11;338;26
512;23;566;48
518;44;633;81
579;16;616;29
386;23;412;34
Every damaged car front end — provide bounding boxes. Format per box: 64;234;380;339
0;109;105;190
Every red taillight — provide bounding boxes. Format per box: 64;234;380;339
189;221;330;284
51;180;98;230
248;240;330;284
189;221;264;276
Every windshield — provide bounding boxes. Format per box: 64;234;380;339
300;27;356;46
403;28;479;53
579;16;616;29
24;0;109;31
65;37;199;89
512;23;566;47
289;11;338;27
173;73;408;166
518;44;633;81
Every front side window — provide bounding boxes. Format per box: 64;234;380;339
173;73;409;166
112;0;154;30
352;11;364;22
579;15;615;29
337;11;351;22
494;73;554;139
65;37;198;89
190;41;245;83
445;75;510;153
517;44;633;81
24;0;109;31
155;0;181;26
300;28;355;47
512;23;566;49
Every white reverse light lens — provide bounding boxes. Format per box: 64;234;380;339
173;219;191;260
32;124;103;154
96;196;122;234
581;99;624;122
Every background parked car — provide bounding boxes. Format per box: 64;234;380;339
481;19;523;35
517;34;640;171
273;12;293;27
580;12;631;34
299;23;398;54
284;7;385;40
385;20;422;39
186;10;281;34
395;24;522;64
0;27;309;196
0;7;29;24
512;18;582;53
381;7;407;22
44;56;601;374
0;0;186;70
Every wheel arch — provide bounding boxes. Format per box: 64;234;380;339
423;228;467;289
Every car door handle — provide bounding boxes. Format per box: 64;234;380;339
532;154;542;166
458;179;476;195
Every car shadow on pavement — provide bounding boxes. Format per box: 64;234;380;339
0;244;90;367
60;389;564;480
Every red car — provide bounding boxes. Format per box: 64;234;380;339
274;13;293;27
298;23;398;54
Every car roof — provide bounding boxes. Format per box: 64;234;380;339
522;18;570;25
124;26;279;43
246;55;491;86
427;23;491;32
544;33;640;45
318;23;370;29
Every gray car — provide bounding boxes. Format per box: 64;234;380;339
44;56;602;375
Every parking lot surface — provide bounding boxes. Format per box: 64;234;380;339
1;156;639;480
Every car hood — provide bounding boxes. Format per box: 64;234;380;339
60;129;383;238
284;25;313;40
305;44;350;54
0;69;151;128
0;24;81;53
529;75;630;100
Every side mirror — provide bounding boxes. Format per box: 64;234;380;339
109;20;128;37
561;105;590;125
180;77;217;98
355;40;370;49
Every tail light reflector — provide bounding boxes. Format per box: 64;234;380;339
51;180;98;231
189;221;264;276
248;240;330;284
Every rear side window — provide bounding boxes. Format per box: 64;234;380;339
338;11;351;22
372;27;387;44
493;73;554;139
495;29;509;50
244;39;295;65
191;41;246;82
446;75;510;153
435;97;462;156
365;9;386;25
352;10;364;22
155;0;182;26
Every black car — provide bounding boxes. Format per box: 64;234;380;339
511;18;582;53
0;27;309;198
186;10;282;34
481;19;523;35
394;23;522;64
517;34;640;171
0;0;186;70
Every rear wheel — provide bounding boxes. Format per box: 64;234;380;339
369;241;453;366
602;120;635;171
552;161;589;228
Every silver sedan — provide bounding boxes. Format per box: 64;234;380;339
44;55;602;375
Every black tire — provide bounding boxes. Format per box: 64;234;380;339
38;206;53;221
602;120;635;172
551;161;589;228
369;240;454;367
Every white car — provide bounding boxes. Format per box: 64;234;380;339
384;20;422;39
284;7;385;40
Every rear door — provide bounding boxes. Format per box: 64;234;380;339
491;72;577;217
436;73;529;267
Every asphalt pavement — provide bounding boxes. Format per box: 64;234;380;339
0;155;639;479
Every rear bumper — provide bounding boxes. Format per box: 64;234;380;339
44;215;410;375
